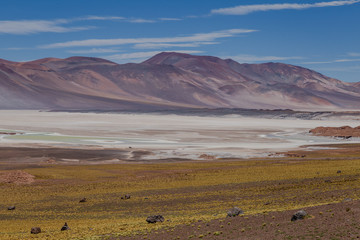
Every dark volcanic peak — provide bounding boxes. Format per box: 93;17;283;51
0;52;359;110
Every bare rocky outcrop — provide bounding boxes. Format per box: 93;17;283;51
309;126;360;138
0;170;35;184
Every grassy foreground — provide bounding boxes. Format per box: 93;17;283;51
1;145;360;239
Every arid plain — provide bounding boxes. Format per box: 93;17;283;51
0;110;360;239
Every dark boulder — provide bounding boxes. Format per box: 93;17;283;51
7;206;15;210
291;210;307;221
146;215;164;223
227;207;244;217
61;222;70;231
79;198;87;203
31;227;41;234
125;194;131;199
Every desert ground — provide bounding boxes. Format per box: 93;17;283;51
0;110;360;239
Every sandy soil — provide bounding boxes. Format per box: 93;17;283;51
1;110;360;160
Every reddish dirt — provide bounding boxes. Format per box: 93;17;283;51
121;200;360;240
0;170;35;184
310;126;360;138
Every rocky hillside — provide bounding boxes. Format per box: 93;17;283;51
0;52;359;110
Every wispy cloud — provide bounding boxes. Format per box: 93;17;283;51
159;18;182;21
78;16;125;21
211;0;360;15
315;65;360;72
303;58;360;64
41;29;257;48
0;20;90;34
348;52;360;57
0;15;177;35
133;42;218;49
127;18;156;23
67;48;120;54
224;54;303;63
103;50;203;63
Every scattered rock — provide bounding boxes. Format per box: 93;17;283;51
79;198;87;203
227;207;244;217
199;154;216;160
61;222;70;231
291;210;307;221
285;153;306;158
31;227;41;234
264;202;271;206
146;215;164;223
125;194;131;199
342;198;353;202
7;206;15;210
324;180;332;183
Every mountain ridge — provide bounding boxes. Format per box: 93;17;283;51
0;52;359;110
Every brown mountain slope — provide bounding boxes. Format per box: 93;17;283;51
0;52;359;110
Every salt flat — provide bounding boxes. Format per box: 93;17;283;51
0;110;359;160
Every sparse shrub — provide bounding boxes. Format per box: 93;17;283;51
213;231;222;236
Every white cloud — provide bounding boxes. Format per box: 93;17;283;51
0;20;90;34
211;0;360;15
225;54;303;63
78;16;125;21
159;18;182;21
0;15;176;35
133;42;218;49
303;58;360;64
103;50;203;63
67;48;120;54
41;29;257;48
127;18;156;23
315;65;360;72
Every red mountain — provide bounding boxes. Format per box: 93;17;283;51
0;52;359;110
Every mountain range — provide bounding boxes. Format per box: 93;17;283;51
0;52;359;110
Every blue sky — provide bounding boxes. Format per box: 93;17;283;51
0;0;359;82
